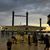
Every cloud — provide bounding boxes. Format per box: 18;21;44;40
0;0;49;11
0;0;50;25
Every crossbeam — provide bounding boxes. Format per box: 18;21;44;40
12;11;28;26
12;11;28;35
15;15;26;17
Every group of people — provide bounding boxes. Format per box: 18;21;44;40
28;32;50;50
6;32;50;50
1;30;11;37
7;36;17;50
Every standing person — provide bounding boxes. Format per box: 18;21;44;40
40;34;44;44
32;32;38;46
1;30;4;37
7;39;12;50
32;33;35;43
44;34;49;50
20;32;24;43
28;32;31;46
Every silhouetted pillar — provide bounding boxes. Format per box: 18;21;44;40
12;11;14;26
40;18;42;38
40;18;42;35
26;12;28;26
40;18;42;31
12;11;14;35
26;12;28;34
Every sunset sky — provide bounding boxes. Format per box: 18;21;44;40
0;0;50;26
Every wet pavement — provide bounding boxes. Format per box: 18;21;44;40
0;34;50;50
0;41;47;50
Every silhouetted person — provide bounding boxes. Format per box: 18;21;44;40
32;32;38;46
7;39;12;50
20;32;24;43
28;32;31;46
1;30;4;37
40;34;44;44
32;32;36;43
44;34;49;50
11;36;17;44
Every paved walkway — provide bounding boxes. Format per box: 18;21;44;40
12;43;45;50
0;41;49;50
0;34;50;50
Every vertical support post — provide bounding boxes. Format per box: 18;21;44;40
12;11;14;35
40;18;42;31
40;18;44;44
26;12;28;34
12;11;14;26
26;12;28;26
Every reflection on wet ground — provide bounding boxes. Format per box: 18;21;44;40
0;42;45;50
0;34;50;50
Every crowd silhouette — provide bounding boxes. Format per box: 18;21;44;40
0;31;50;50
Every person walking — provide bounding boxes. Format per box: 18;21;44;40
7;39;12;50
11;36;17;44
44;34;49;50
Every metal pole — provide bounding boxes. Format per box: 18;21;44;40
40;18;42;41
12;11;14;26
12;11;14;35
26;12;28;34
40;18;42;31
26;12;28;26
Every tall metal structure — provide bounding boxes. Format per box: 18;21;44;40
12;11;14;26
26;12;28;26
40;18;42;34
40;18;42;30
12;11;28;35
12;11;28;26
